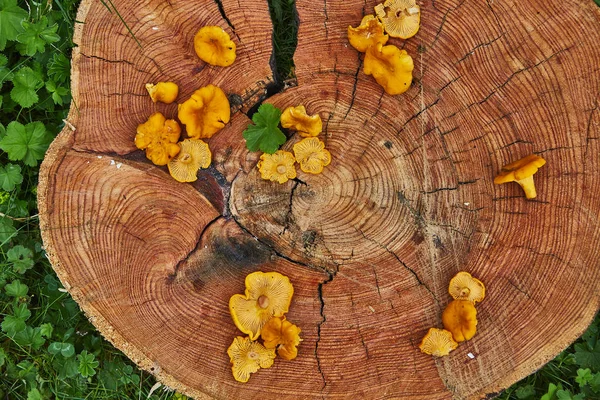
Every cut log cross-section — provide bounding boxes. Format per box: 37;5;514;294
38;0;600;399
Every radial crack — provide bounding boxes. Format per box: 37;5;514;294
315;270;335;395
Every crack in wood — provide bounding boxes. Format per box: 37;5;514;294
315;270;335;396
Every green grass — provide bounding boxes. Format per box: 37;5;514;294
0;0;599;399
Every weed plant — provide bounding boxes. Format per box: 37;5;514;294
0;0;598;399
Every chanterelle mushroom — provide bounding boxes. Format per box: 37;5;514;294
494;154;546;199
448;271;485;304
293;137;331;174
134;112;181;166
364;42;414;95
261;317;302;360
442;300;478;342
227;336;276;383
229;271;295;340
194;26;236;67
145;82;178;104
374;0;421;39
280;105;323;137
178;84;231;139
419;328;458;357
167;139;211;183
257;150;297;184
347;15;389;53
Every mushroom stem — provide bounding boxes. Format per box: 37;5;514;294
516;175;537;199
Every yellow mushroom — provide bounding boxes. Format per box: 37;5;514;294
257;150;297;184
364;42;414;95
374;0;421;39
227;336;276;383
229;271;295;340
442;300;478;342
167;139;211;183
280;105;323;137
145;82;179;104
347;15;389;53
419;328;458;357
178;84;231;139
293;137;331;175
194;26;236;67
494;154;546;199
448;271;485;304
261;316;302;361
134;112;181;166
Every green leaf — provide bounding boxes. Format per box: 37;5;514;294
0;53;12;83
7;245;34;273
10;66;44;107
46;80;70;105
0;163;22;191
27;388;42;400
54;356;79;380
242;103;286;154
515;384;536;399
48;341;75;358
0;121;53;166
77;350;99;377
0;348;6;367
541;383;560;400
40;322;53;338
47;53;70;84
0;0;27;50
1;315;26;335
16;16;60;56
0;217;17;243
575;341;600;371
5;279;28;297
576;368;594;387
13;302;31;320
14;326;46;349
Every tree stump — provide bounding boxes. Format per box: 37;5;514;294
38;0;600;398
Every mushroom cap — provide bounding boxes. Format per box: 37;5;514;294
419;328;458;357
347;14;389;53
364;43;414;95
280;105;323;137
494;154;547;184
229;271;295;340
442;300;478;342
257;150;297;184
374;0;421;39
261;317;302;360
178;84;231;139
135;112;181;166
167;139;212;183
193;26;237;67
227;336;276;383
145;82;179;104
448;271;486;303
293;137;331;174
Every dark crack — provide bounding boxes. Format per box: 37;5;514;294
282;180;305;234
214;0;241;42
167;215;223;282
315;270;335;396
343;54;363;119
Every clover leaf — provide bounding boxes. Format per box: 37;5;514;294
242;103;286;154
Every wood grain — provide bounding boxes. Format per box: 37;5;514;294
39;0;600;398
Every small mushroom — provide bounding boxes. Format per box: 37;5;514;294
227;336;276;383
167;139;211;183
193;26;237;67
374;0;421;39
347;15;389;53
280;105;323;137
364;43;414;95
293;137;331;174
494;154;546;199
442;299;478;342
261;317;302;361
229;271;295;340
145;82;179;104
448;271;485;304
135;112;181;166
257;150;297;184
419;328;458;357
178;84;231;139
